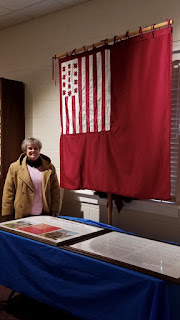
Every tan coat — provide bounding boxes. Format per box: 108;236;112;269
2;153;60;219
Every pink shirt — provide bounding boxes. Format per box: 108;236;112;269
27;165;43;215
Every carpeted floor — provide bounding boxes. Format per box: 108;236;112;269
0;285;80;320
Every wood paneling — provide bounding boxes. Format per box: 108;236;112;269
0;78;25;220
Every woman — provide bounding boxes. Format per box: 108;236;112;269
2;137;60;219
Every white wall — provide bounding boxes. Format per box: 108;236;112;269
0;0;180;240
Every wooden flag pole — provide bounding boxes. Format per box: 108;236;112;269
107;193;113;225
55;19;173;59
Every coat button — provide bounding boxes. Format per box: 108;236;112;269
19;205;22;208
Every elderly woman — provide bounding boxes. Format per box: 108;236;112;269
2;137;60;219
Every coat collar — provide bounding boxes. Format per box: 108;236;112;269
19;156;34;191
19;153;51;169
18;154;52;191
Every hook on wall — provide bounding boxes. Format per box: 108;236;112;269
151;24;155;38
83;46;87;52
114;35;117;44
101;38;108;45
125;30;129;39
71;48;76;55
139;27;143;38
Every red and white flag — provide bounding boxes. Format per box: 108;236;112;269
60;49;111;135
59;29;172;200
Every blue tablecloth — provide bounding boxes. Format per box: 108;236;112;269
0;216;179;320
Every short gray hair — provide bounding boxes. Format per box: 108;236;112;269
21;137;42;152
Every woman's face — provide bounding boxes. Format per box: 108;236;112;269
26;143;40;161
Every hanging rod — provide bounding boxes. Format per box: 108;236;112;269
55;19;173;59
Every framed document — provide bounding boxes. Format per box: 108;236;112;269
64;231;180;283
0;216;108;246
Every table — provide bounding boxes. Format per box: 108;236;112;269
0;216;179;320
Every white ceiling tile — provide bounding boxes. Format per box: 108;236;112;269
17;0;68;19
0;0;91;30
0;6;12;15
0;22;6;29
60;0;89;4
0;0;44;11
0;11;33;27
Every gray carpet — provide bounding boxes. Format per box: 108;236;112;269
0;285;80;320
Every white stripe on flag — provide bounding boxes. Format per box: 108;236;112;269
62;98;66;135
89;54;94;132
97;52;102;132
105;50;111;131
75;94;79;134
81;57;86;133
68;97;73;134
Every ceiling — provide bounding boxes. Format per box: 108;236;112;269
0;0;90;30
